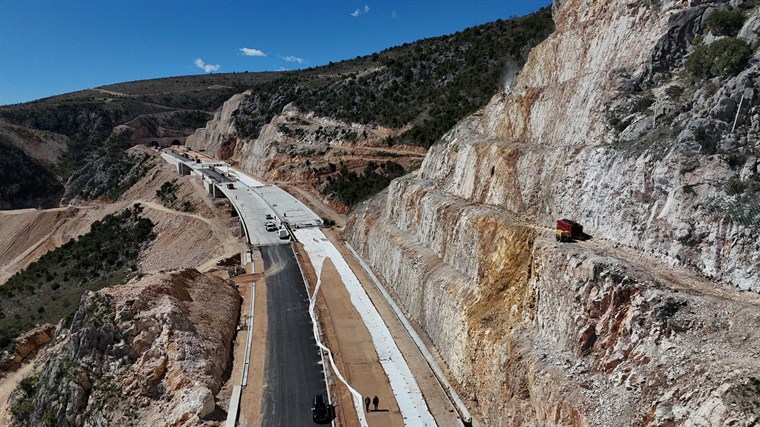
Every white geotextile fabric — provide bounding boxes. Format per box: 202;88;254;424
294;228;436;426
309;274;369;427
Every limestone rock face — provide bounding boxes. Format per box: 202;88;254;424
185;91;250;159
0;325;56;371
348;0;760;425
8;269;240;427
185;98;423;212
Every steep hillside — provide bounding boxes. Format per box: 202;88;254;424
348;0;760;425
0;148;245;371
1;9;553;212
0;72;283;209
7;269;240;427
0;143;64;210
186;9;554;209
0;204;155;359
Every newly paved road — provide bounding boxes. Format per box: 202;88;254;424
260;244;327;426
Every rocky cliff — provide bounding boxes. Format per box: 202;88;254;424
6;269;240;427
187;99;424;211
185;91;250;160
347;0;760;425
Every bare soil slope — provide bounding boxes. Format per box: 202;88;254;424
0;147;243;284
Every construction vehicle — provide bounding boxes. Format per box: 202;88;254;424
278;228;289;240
556;219;583;242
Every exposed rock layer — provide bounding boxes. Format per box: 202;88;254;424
7;269;240;427
348;0;760;425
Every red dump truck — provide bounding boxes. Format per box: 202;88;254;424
556;219;583;242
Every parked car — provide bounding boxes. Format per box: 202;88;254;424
311;394;332;423
265;214;274;220
265;221;277;231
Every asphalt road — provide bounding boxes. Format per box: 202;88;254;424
260;244;328;426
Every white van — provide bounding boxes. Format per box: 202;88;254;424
278;228;289;239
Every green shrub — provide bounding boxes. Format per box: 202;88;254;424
685;37;751;79
231;8;555;148
10;372;39;421
323;161;406;206
633;93;655;112
180;201;194;212
724;178;747;195
156;180;178;206
694;126;716;154
705;10;747;37
0;206;155;355
665;85;684;100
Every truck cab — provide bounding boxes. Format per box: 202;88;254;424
556;219;583;242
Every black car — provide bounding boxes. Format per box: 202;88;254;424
311;394;333;424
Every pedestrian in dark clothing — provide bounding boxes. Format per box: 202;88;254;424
372;395;379;411
364;396;370;412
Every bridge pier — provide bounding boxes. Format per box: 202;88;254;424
177;162;192;176
211;184;226;198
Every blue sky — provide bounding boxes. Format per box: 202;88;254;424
0;0;550;106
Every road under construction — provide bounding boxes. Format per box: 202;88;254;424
160;148;462;427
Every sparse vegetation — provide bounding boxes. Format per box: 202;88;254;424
709;178;760;230
173;110;213;129
632;93;655;113
180;200;194;212
156;180;194;212
0;205;155;356
233;8;555;148
156;180;179;206
685;37;751;79
724;178;747;195
694;126;716;155
324;161;406;206
705;9;747;37
665;85;684;100
62;132;154;203
0;142;64;209
9;371;39;422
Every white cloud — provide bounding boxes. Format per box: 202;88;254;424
351;4;369;17
240;47;266;57
281;55;305;64
194;58;220;73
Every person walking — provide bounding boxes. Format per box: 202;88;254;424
364;396;371;412
372;395;379;411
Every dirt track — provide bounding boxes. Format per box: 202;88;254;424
0;150;248;419
0;357;34;422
